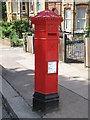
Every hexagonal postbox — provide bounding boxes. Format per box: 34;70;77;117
31;8;63;111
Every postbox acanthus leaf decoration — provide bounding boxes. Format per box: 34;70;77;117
31;8;63;24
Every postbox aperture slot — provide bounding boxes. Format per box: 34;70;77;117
48;33;57;36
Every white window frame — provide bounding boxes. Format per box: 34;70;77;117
76;8;86;31
37;0;40;12
9;2;11;14
17;1;20;14
22;2;26;13
30;0;33;12
13;2;16;13
65;8;71;32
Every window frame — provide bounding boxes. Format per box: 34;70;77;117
9;2;11;14
30;0;33;12
64;8;71;32
37;0;40;12
22;2;26;13
17;1;20;14
76;8;86;31
12;2;16;13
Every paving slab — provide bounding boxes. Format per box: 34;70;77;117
1;76;40;118
2;65;34;106
2;78;19;99
58;75;88;99
43;86;88;118
59;61;88;80
0;93;2;120
2;104;11;119
58;61;88;99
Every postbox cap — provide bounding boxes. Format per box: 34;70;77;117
31;8;63;24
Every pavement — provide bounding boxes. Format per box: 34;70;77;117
58;61;88;99
2;103;11;119
0;43;89;119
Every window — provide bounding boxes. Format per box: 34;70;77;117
22;2;25;12
13;2;16;13
9;2;11;13
77;8;86;30
31;0;33;11
17;1;20;13
37;0;40;12
65;8;71;32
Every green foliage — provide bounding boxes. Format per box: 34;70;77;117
0;20;25;46
27;31;32;36
24;32;27;46
0;21;12;39
0;26;5;39
0;19;30;46
31;28;35;34
84;26;90;37
11;19;29;38
23;31;33;47
78;35;84;40
2;2;7;21
0;19;30;39
10;30;23;47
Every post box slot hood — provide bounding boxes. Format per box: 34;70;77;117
31;8;63;25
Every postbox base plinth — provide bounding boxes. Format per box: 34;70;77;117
33;92;59;112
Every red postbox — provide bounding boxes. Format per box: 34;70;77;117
31;8;63;111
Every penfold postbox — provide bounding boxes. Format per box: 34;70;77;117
31;8;63;111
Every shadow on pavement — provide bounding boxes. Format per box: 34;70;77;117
58;74;88;99
2;65;34;107
1;65;88;118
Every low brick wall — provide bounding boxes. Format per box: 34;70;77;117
59;38;64;61
0;38;11;46
27;36;33;53
85;37;90;68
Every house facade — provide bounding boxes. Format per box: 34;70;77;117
62;0;90;36
48;1;61;15
6;0;46;22
6;0;90;31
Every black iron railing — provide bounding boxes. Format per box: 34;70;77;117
65;34;84;63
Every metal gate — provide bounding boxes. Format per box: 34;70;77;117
65;34;84;63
